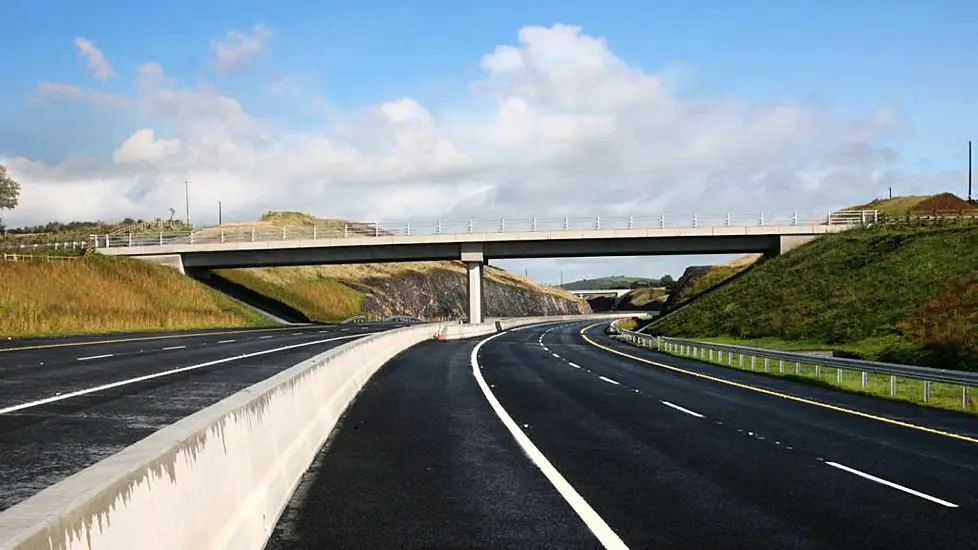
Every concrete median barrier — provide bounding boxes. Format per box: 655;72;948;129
0;314;629;550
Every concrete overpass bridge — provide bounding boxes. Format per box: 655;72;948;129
94;211;878;324
568;288;634;299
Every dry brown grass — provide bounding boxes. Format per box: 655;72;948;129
0;255;271;337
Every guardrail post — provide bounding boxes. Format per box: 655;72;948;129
660;214;665;228
532;217;537;231
693;213;698;228
344;224;349;238
873;210;879;223
861;371;868;388
251;227;256;242
759;212;765;225
889;375;897;396
564;217;569;230
468;219;473;233
963;387;969;410
815;365;822;378
282;227;287;240
836;368;842;383
861;211;867;225
763;357;770;372
923;380;931;403
313;225;317;240
437;220;442;234
751;356;756;370
795;361;801;375
793;212;798;226
406;222;411;236
220;230;225;243
157;232;162;246
725;213;731;227
375;224;380;237
627;215;634;229
190;232;194;245
128;232;132;247
778;359;784;373
595;215;601;230
739;354;744;368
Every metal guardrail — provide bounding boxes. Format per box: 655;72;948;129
89;211;880;248
0;241;88;251
608;322;977;410
1;253;81;263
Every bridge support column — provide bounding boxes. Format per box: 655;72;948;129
461;243;485;324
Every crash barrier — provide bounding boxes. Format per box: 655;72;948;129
0;313;629;550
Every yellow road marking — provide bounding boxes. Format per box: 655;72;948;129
580;323;978;445
0;325;319;353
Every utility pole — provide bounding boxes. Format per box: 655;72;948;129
560;270;563;288
184;180;190;227
969;140;973;203
218;201;223;225
888;187;892;199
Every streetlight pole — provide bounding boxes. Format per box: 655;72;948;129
184;180;190;227
969;140;973;203
218;201;223;225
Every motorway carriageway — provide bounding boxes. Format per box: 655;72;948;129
267;322;978;549
0;322;402;512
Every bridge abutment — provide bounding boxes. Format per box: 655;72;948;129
133;254;186;274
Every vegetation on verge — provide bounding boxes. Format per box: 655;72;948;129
647;224;978;371
0;255;273;337
653;344;976;414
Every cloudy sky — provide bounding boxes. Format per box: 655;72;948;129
1;0;974;284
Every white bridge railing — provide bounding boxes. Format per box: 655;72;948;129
91;210;879;249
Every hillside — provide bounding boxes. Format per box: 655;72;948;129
847;192;978;217
0;254;272;337
197;211;588;321
658;254;763;314
647;225;978;371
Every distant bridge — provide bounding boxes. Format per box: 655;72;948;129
568;288;633;298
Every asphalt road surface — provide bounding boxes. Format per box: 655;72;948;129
0;322;401;512
267;321;978;549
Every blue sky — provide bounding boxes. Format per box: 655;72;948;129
4;0;974;173
1;0;974;281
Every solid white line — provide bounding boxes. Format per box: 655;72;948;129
598;376;620;386
471;332;629;550
162;345;187;351
76;354;113;361
660;401;705;418
824;461;958;508
0;334;365;416
568;362;582;369
217;340;236;344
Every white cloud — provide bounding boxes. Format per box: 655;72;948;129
211;24;272;74
74;37;115;81
36;81;128;108
3;24;945;282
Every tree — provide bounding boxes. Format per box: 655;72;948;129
0;164;20;233
660;274;676;291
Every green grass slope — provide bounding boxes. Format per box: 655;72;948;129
0;255;273;337
648;225;978;371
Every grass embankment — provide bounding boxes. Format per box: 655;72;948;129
0;255;273;337
648;225;978;373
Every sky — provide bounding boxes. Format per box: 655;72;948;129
1;0;975;284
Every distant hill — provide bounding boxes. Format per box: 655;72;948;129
844;192;977;217
562;276;661;290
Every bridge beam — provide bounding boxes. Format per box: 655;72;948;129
461;243;485;324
